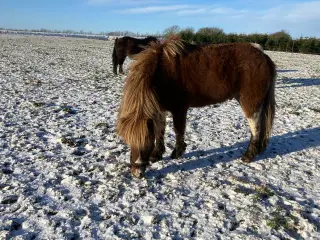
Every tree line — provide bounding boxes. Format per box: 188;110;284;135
163;26;320;54
2;26;319;54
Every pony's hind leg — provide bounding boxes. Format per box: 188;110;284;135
240;79;275;162
170;110;187;159
150;113;166;163
242;109;261;162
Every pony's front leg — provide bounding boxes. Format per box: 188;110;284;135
150;113;166;163
119;65;124;74
118;57;125;74
171;110;187;159
113;64;118;75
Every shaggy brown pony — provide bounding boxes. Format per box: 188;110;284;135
112;36;158;74
117;40;276;178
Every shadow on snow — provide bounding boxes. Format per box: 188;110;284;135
278;77;320;88
148;127;320;177
276;69;299;73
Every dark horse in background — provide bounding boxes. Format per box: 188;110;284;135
117;40;276;178
112;36;158;74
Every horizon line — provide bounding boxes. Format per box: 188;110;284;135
0;27;319;39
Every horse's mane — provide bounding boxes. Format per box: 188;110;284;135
117;40;186;148
145;36;158;42
117;36;158;42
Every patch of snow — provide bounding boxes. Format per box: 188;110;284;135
0;34;319;239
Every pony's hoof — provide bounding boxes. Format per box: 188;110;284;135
150;156;161;163
170;149;177;159
241;153;254;163
170;149;183;159
131;167;145;178
171;144;186;159
149;153;163;163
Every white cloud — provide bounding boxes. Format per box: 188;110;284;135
219;1;320;37
176;1;320;37
259;1;320;37
283;1;320;22
210;7;233;14
177;7;248;16
88;0;112;4
256;1;320;26
88;0;320;37
119;5;192;14
88;0;158;5
176;8;207;15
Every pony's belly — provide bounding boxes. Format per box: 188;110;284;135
188;94;230;108
189;101;219;108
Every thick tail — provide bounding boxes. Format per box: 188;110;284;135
112;38;118;74
117;42;163;149
257;56;276;153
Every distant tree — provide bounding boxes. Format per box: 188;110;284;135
154;31;162;38
248;33;269;47
226;33;239;43
269;30;291;40
163;25;180;39
265;38;276;50
195;27;225;43
179;27;195;43
299;37;320;53
269;30;292;51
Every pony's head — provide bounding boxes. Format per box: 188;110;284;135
118;113;164;178
116;41;162;178
129;120;156;178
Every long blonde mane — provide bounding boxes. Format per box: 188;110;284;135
116;40;185;149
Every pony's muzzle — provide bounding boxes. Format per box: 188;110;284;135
131;166;146;178
130;154;149;178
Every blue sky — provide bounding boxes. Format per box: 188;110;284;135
0;0;319;37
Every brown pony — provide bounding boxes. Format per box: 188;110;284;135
112;36;158;74
117;40;276;178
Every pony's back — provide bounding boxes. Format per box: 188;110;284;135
150;41;274;110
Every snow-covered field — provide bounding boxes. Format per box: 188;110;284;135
0;35;319;240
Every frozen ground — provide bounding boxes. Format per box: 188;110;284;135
0;35;319;240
